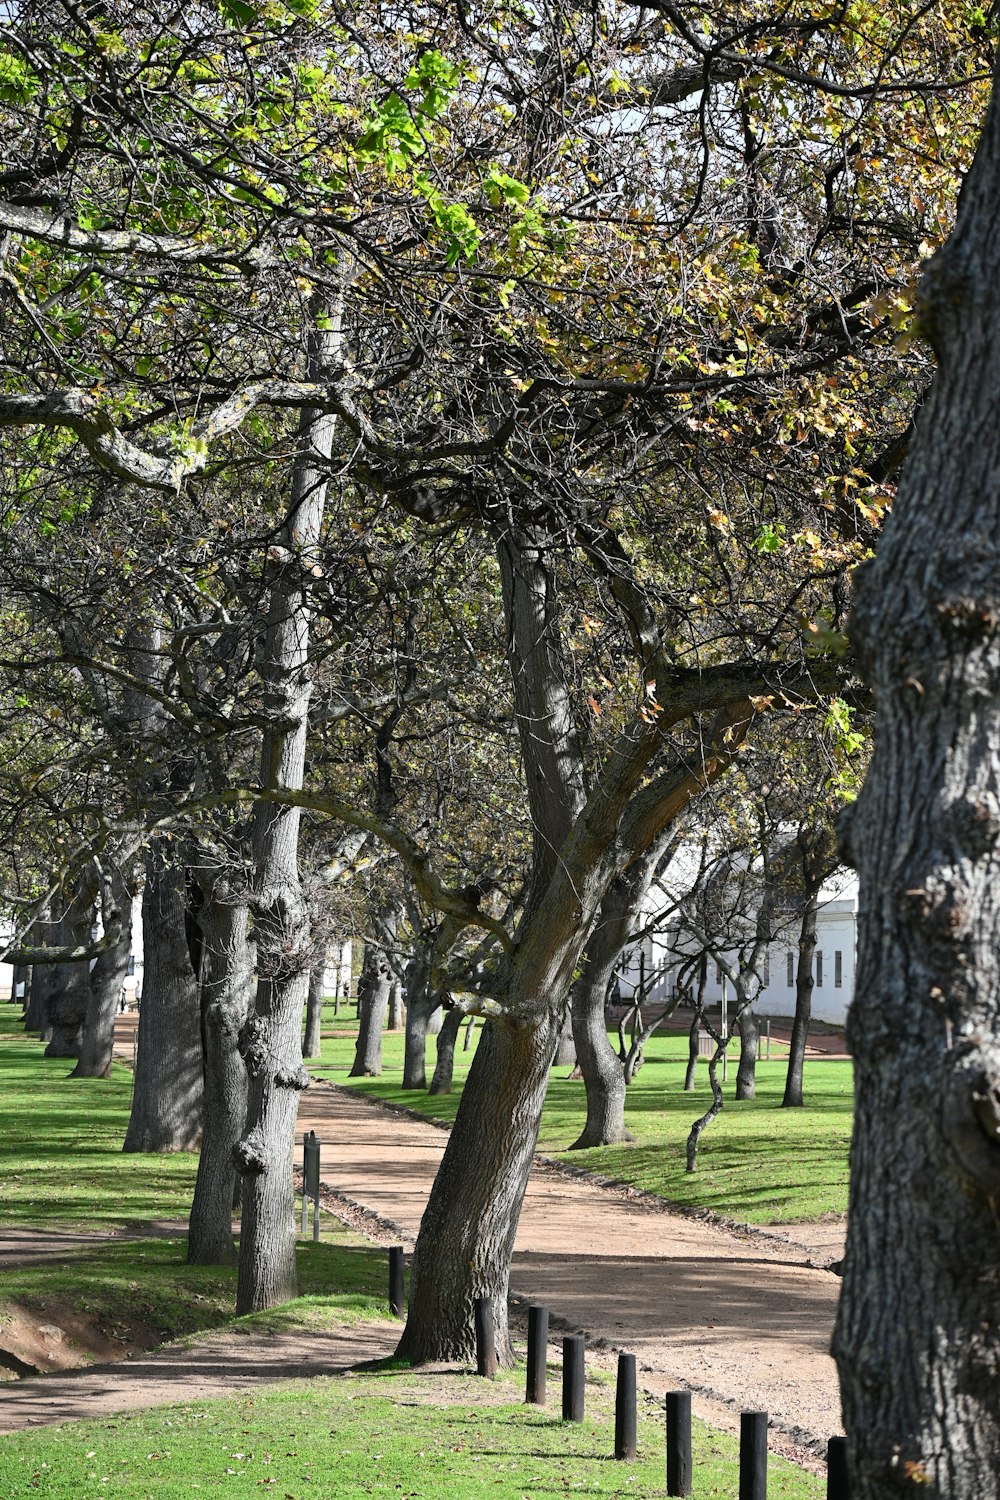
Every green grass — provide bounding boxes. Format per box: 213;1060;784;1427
0;1032;200;1231
319;1017;853;1224
0;1363;823;1499
0;1235;391;1350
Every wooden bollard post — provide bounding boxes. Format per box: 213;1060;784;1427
526;1304;548;1405
739;1411;768;1500
827;1436;849;1499
474;1296;497;1378
666;1390;692;1496
388;1247;404;1317
614;1352;637;1461
562;1335;585;1422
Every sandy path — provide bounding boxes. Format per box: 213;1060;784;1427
0;1321;399;1433
296;1083;844;1459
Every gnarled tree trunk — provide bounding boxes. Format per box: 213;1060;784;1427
833;72;1000;1497
735;1006;758;1100
187;866;254;1265
234;308;340;1315
123;841;203;1152
45;873;99;1059
351;907;398;1078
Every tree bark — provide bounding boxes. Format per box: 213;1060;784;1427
735;1006;758;1100
44;873;99;1058
428;1005;462;1094
396;1010;558;1364
350;908;398;1077
832;68;1000;1496
387;977;404;1031
302;957;325;1060
71;864;137;1078
123;841;203;1152
234;306;340;1315
552;1009;576;1068
402;954;440;1089
782;891;819;1109
24;903;55;1037
570;965;630;1148
187;870;253;1266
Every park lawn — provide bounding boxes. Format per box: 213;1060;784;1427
317;1021;853;1225
0;1363;824;1500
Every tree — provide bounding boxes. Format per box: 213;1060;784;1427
832;48;1000;1498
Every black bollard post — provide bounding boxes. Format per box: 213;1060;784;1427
614;1353;637;1461
666;1391;692;1496
562;1335;585;1422
474;1296;497;1378
388;1246;405;1318
739;1411;768;1500
526;1304;548;1406
827;1436;849;1499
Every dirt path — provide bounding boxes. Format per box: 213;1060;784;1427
295;1082;844;1461
0;1320;399;1432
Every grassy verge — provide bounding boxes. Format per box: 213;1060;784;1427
0;1363;823;1499
318;1017;852;1224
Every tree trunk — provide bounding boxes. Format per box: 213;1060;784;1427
71;865;136;1078
123;841;203;1152
569;967;632;1149
387;978;404;1031
351;909;398;1077
832;71;1000;1496
397;1011;558;1365
187;873;253;1266
428;1006;462;1094
25;931;54;1038
782;891;819;1109
402;955;440;1089
302;957;325;1060
463;1015;476;1050
735;1006;758;1101
44;875;99;1058
552;1009;576;1068
687;1048;725;1171
234;306;340;1315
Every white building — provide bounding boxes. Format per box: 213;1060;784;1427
616;863;858;1027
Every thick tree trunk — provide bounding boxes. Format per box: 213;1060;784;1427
570;966;632;1149
735;1005;758;1101
123;842;203;1152
387;978;404;1031
832;75;1000;1497
10;963;26;1005
302;958;325;1060
235;308;340;1315
71;865;136;1079
397;1011;558;1364
782;892;819;1109
428;1006;462;1094
187;875;253;1266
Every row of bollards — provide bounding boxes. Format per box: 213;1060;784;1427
384;1260;850;1497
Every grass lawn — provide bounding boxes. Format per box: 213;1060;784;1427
317;1012;853;1224
0;1363;824;1499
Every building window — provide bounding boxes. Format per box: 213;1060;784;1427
815;951;824;987
835;950;843;988
786;952;794;987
